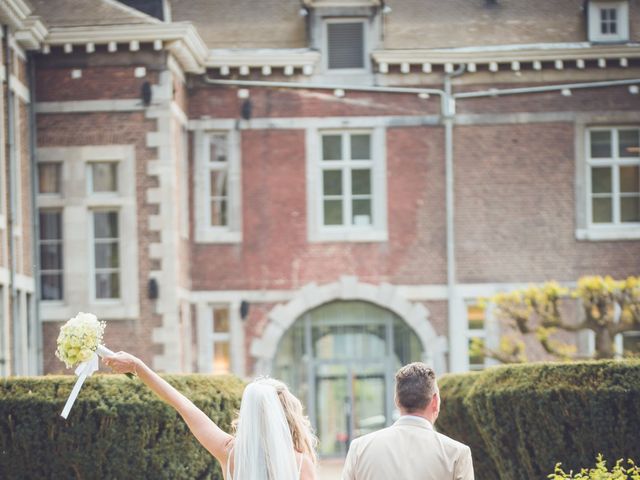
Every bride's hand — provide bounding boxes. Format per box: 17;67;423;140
103;351;141;375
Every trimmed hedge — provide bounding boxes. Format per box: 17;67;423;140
0;374;244;479
437;372;498;480
438;361;640;480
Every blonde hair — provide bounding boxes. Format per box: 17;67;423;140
233;378;318;465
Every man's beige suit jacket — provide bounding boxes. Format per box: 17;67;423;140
341;416;474;480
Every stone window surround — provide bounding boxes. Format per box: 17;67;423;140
37;145;139;321
575;118;640;241
587;1;629;43
306;126;388;242
193;129;242;244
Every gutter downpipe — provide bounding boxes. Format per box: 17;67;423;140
443;65;465;373
4;25;19;376
28;51;42;375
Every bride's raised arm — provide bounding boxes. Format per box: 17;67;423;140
103;352;233;463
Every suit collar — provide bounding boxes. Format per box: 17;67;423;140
393;415;434;430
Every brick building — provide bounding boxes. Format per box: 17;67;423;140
1;0;640;457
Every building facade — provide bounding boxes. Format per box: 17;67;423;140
1;0;640;456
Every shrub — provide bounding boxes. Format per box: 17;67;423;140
549;454;640;479
0;374;244;479
467;360;640;479
437;372;498;480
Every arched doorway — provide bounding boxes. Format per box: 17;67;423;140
273;301;423;457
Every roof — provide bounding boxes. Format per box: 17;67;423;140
30;0;159;28
169;0;306;49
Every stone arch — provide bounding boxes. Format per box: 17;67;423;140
250;276;448;375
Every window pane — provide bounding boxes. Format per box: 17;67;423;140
38;163;61;194
322;136;342;161
210;134;227;163
94;212;118;238
352;199;371;225
590;131;612;158
210;170;228;197
620;166;639;193
619;130;640;157
91;162;118;193
592;197;613;223
469;338;485;370
41;273;63;301
352;169;371;195
323;170;342;195
350;134;371;160
211;200;228;226
467;305;485;330
213;341;230;374
213;307;230;333
94;242;119;268
591;167;612;194
39;211;61;240
40;244;63;270
621;197;640;223
95;272;120;299
324;200;343;225
623;333;640;355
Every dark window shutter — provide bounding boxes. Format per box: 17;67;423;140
327;22;365;69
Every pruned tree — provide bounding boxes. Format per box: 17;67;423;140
471;276;640;363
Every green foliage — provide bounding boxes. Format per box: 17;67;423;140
0;374;244;479
549;454;640;479
437;372;498;480
438;360;640;480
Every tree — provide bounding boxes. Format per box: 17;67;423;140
472;276;640;363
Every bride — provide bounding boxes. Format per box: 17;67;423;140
103;352;317;480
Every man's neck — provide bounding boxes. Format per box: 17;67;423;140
400;411;435;424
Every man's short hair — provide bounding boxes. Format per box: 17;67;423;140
395;362;437;412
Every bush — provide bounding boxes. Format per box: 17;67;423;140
549;454;640;479
0;374;244;479
466;360;640;479
437;372;498;480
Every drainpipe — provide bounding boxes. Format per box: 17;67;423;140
4;25;19;376
442;66;465;373
28;51;42;375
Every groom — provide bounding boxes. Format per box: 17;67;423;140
342;362;474;480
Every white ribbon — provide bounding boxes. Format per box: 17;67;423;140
60;345;115;419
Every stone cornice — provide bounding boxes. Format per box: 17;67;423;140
45;22;208;73
15;16;48;49
0;0;31;30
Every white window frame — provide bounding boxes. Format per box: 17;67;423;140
86;160;120;197
323;18;370;74
581;126;640;240
37;145;139;321
465;301;487;371
196;301;245;376
307;127;387;242
38;209;64;303
588;1;629;43
194;129;242;243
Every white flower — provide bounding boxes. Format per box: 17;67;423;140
55;312;106;369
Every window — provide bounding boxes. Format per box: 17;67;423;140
38;163;62;195
208;134;228;227
89;161;118;194
195;130;242;243
212;306;231;374
92;211;120;300
39;211;63;301
588;128;640;226
326;20;366;71
466;304;486;371
622;331;640;356
588;1;629;42
309;129;387;242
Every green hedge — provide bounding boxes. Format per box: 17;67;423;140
438;361;640;480
437;372;498;480
0;374;244;479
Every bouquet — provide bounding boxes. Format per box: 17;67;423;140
57;312;117;419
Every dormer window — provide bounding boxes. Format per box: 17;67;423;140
588;1;629;43
325;19;368;71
